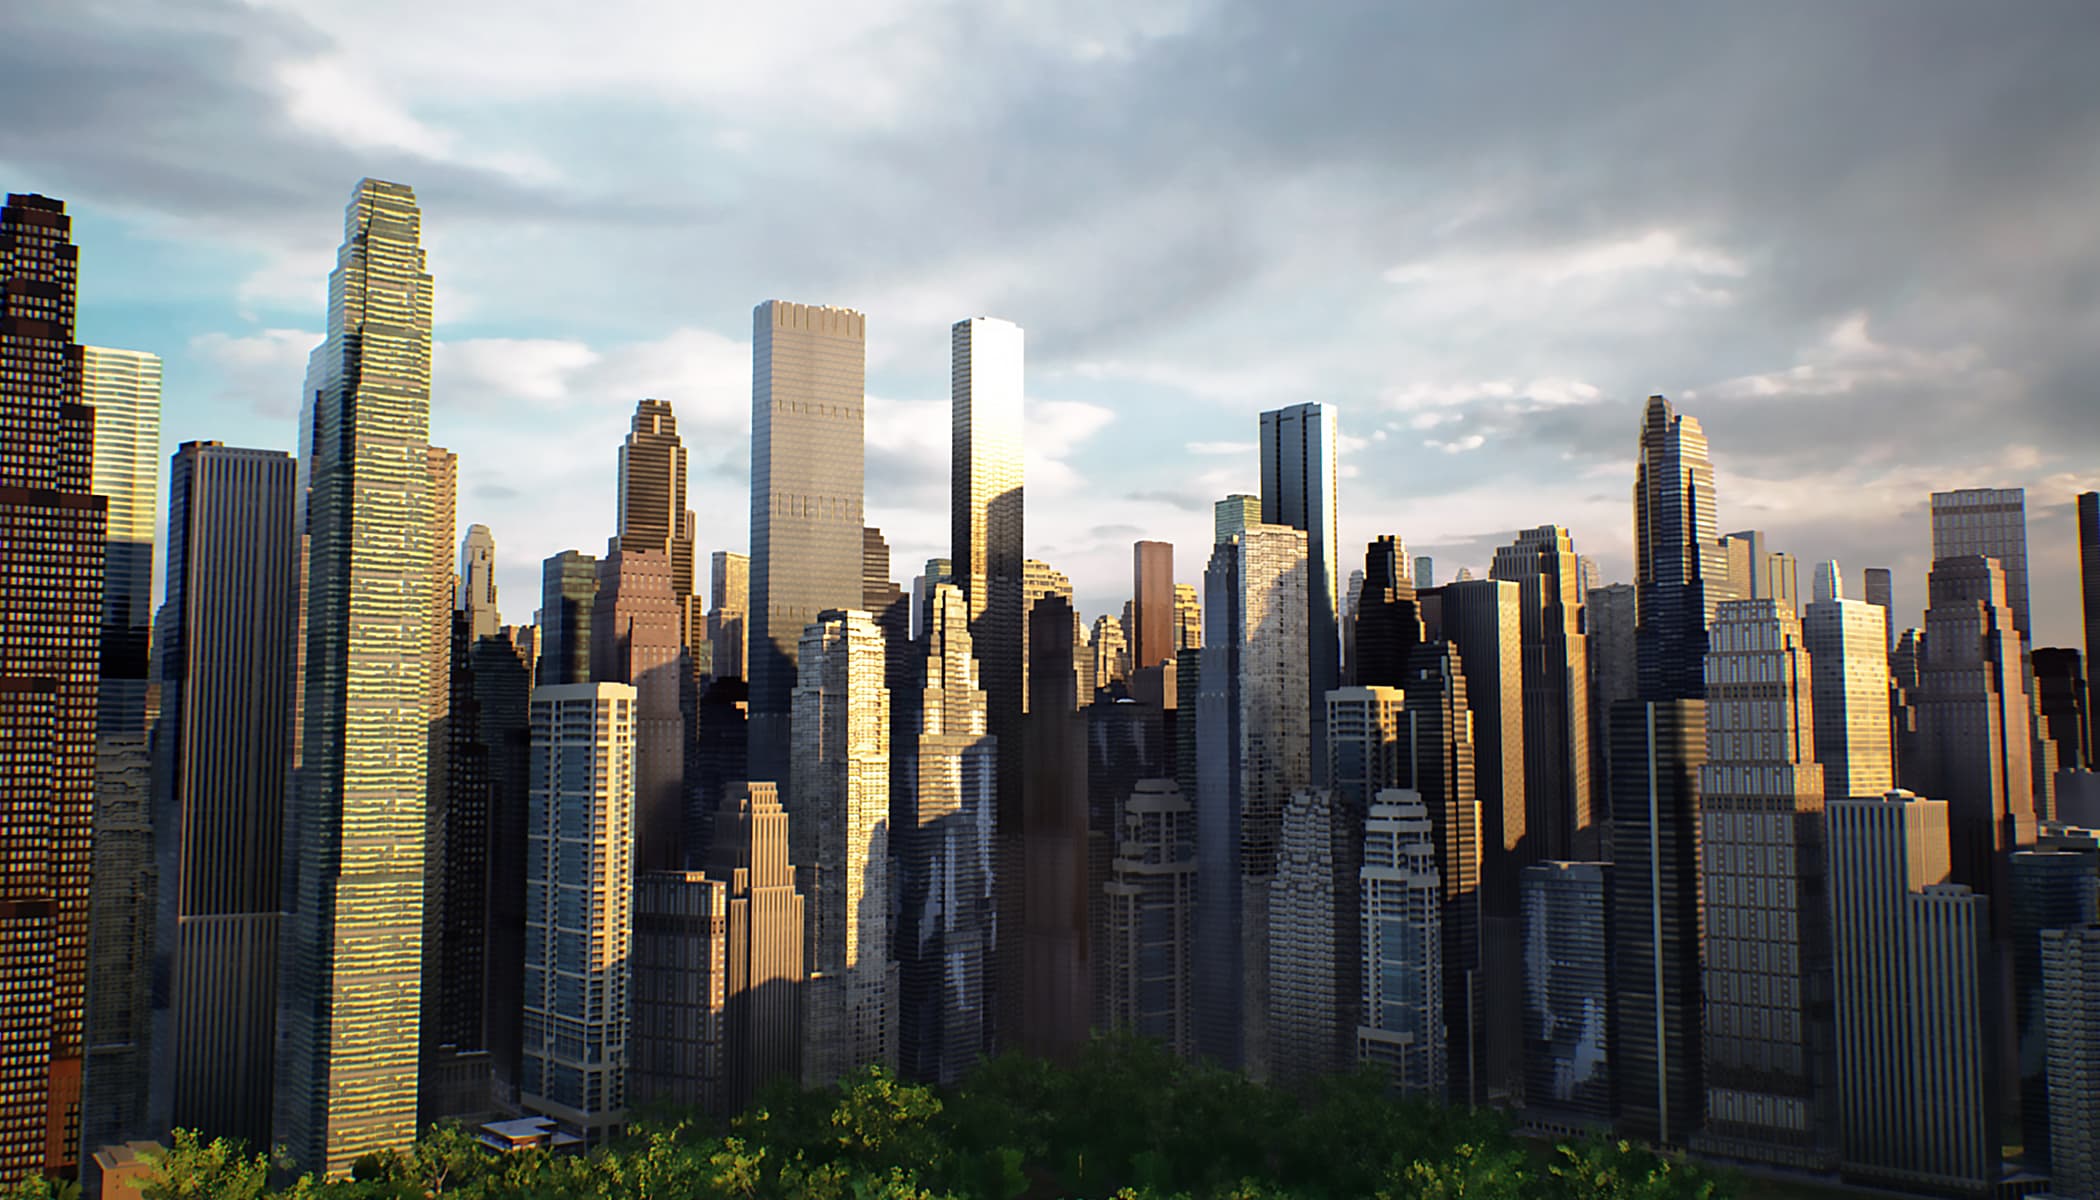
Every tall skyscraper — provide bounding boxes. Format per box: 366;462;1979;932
748;302;866;789
473;626;535;1105
1269;788;1346;1086
1828;790;1996;1193
1862;567;1895;647
1719;530;1799;614
1356;792;1444;1097
1194;521;1310;1077
1324;684;1406;1061
2037;648;2091;774
160;443;297;1152
592;544;685;872
1131;541;1175;672
1172;582;1201;652
1916;555;2034;918
1695;599;1834;1169
415;446;459;1125
708;550;750;681
792;610;896;1084
1102;779;1196;1058
1490;525;1594;862
627;869;727;1116
81;344;161;1155
1932;488;2031;640
1415;556;1436;589
2082;493;2099;758
2012;849;2098;1175
460;525;499;639
1260;403;1340;785
1520;861;1612;1134
897;584;996;1084
1608;697;1707;1147
522;682;636;1144
1213;494;1260;545
538;550;597;686
278;179;435;1176
709;782;805;1112
617;398;700;650
1585;582;1637;805
2042;925;2100;1200
1633;395;1727;700
1354;536;1420;689
1802;569;1894;801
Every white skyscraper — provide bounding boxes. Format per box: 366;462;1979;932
460;524;500;639
521;682;636;1144
1269;788;1344;1084
1357;791;1444;1097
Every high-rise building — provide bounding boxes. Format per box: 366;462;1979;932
1932;488;2031;640
1022;593;1090;1062
460;525;500;639
1892;627;1925;790
2037;648;2091;774
538;550;597;686
792;610;896;1084
1633;395;1728;700
415;446;461;1124
1490;525;1594;862
1520;861;1612;1134
521;682;636;1144
1916;555;2035;921
1102;779;1195;1058
1325;684;1406;1058
627;870;726;1116
1269;788;1346;1087
1354;536;1420;689
617;398;700;650
1828;790;1996;1193
1260;403;1340;785
1695;599;1834;1169
1194;522;1310;1078
1213;494;1260;545
421;606;493;1126
80;345;161;1155
1132;541;1175;672
2042;925;2100;1200
279;179;435;1176
709;782;805;1111
1802;573;1894;801
2012;848;2098;1175
748;302;866;790
1172;582;1201;652
897;584;996;1084
159;443;297;1152
1719;530;1799;614
1607;697;1707;1147
708;550;750;681
1090;614;1130;693
1585;583;1637;806
1415;556;1436;589
1087;696;1168;1030
1356;791;1444;1097
1862;567;1895;646
473;625;535;1105
2082;493;2099;758
592;545;686;873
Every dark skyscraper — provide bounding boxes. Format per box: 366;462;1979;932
2081;492;2099;757
2036;648;2090;773
1260;403;1340;785
1131;541;1175;672
748;301;866;791
1633;395;1726;701
617;397;700;650
1396;641;1483;1107
0;192;105;1177
1354;536;1420;689
1023;594;1090;1063
160;443;297;1153
707;783;805;1112
1862;567;1895;648
537;549;597;686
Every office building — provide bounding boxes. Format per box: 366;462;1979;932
1194;522;1310;1078
2082;494;2099;757
1213;494;1260;545
1490;525;1594;862
1932;488;2031;640
1087;696;1168;1030
2037;648;2090;774
2013;849;2098;1175
1022;594;1091;1062
1354;536;1420;689
1415;556;1435;589
1090;614;1129;693
1892;627;1925;790
1173;582;1201;652
592;545;686;872
521;682;636;1144
1270;788;1346;1086
1260;403;1340;784
538;550;597;686
158;444;296;1150
1802;571;1894;801
1695;599;1834;1169
1916;556;2035;920
2042;925;2100;1200
1863;566;1895;642
1520;862;1612;1133
1633;395;1728;700
1585;582;1637;805
627;870;727;1115
897;584;997;1084
1719;529;1799;614
1356;792;1444;1097
1828;791;1996;1194
748;302;866;789
460;525;500;638
1608;698;1707;1146
707;550;750;681
1132;541;1175;672
1102;779;1196;1058
617;398;701;651
279;179;435;1175
472;624;535;1104
792;611;896;1084
80;345;161;1154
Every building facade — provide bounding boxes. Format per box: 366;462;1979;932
1102;779;1196;1058
1520;862;1612;1133
1802;578;1894;802
1490;525;1594;862
2043;925;2100;1200
538;550;597;686
1259;404;1340;785
1357;792;1445;1097
1269;788;1345;1086
591;545;686;872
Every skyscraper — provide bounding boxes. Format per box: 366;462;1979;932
1520;861;1612;1134
1633;395;1727;700
1214;494;1260;545
2082;493;2099;758
1260;403;1340;784
2012;849;2098;1175
1585;582;1637;805
522;682;636;1144
792;610;896;1084
1269;788;1346;1086
538;550;597;686
1415;556;1436;589
81;344;161;1155
460;525;499;639
1862;568;1895;649
415;446;459;1124
1173;582;1201;652
708;782;805;1112
627;870;727;1115
748;302;866;790
1695;599;1834;1169
1719;530;1799;614
1356;792;1444;1097
617;398;700;650
1102;779;1196;1058
1194;521;1310;1077
2042;925;2100;1200
1932;488;2031;640
278;180;435;1175
1802;569;1894;801
1353;536;1420;689
591;545;685;873
160;443;297;1152
1425;580;1524;910
1022;594;1090;1062
1132;541;1175;672
1325;684;1406;1059
708;550;750;681
2037;648;2091;774
1490;525;1594;862
897;584;996;1084
1829;790;1996;1193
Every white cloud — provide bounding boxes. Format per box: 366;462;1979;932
190;327;320;416
1426;433;1487;454
1691;311;1986;403
1186;439;1255;455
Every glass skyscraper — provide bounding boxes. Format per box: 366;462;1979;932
1260;403;1340;784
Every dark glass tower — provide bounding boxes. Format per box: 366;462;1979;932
1632;395;1726;701
2081;492;2100;758
537;549;597;686
1354;535;1420;689
1260;403;1340;784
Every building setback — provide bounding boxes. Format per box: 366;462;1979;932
616;398;700;653
592;545;686;873
711;783;805;1112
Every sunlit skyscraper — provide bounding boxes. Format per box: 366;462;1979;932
1260;403;1340;784
617;398;701;652
460;525;499;639
1802;563;1894;802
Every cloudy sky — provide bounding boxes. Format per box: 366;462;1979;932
7;0;2097;645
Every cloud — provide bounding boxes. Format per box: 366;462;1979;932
189;327;320;416
1185;440;1254;456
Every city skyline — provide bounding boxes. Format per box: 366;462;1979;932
8;4;2097;643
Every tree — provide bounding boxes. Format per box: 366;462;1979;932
140;1130;271;1200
